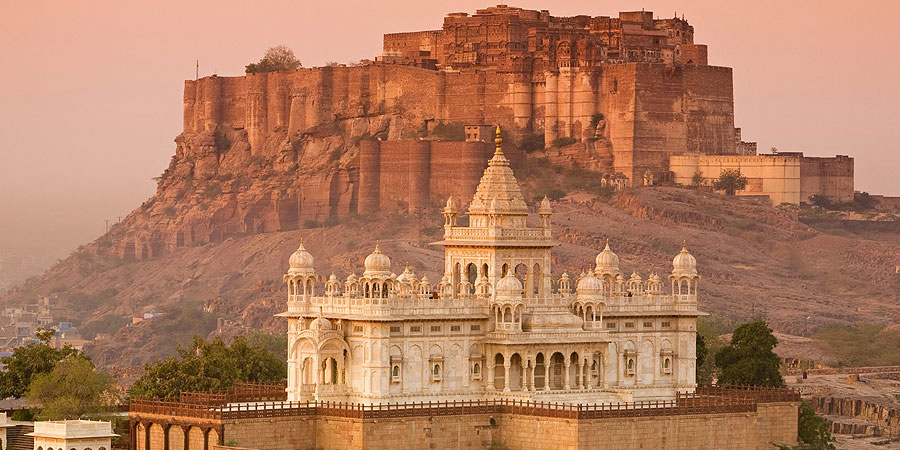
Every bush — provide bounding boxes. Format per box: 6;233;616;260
712;169;748;195
594;184;618;202
203;182;222;198
430;122;466;141
303;219;320;229
546;189;566;201
329;147;342;162
551;137;577;148
518;134;545;152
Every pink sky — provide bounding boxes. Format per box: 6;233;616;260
1;0;898;264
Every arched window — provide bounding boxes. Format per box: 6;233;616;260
382;282;388;298
392;365;400;377
664;358;670;369
473;363;480;374
433;364;440;376
627;359;634;370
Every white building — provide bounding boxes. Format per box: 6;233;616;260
280;128;703;405
28;420;117;450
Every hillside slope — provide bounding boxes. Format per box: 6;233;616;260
5;185;898;369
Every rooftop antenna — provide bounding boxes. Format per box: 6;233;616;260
195;59;199;80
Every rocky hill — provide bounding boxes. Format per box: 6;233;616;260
5;174;899;370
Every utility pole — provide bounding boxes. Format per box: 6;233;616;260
105;220;110;234
196;59;199;80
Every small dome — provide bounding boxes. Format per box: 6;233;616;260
364;243;391;275
672;241;697;276
346;273;358;284
576;273;602;295
397;264;416;284
629;272;643;284
444;196;457;212
328;273;338;282
560;272;570;281
310;316;332;332
288;240;315;275
539;195;552;214
594;240;620;274
495;272;523;298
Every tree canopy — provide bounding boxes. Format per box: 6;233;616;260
712;168;748;195
129;334;286;399
27;354;117;420
0;328;83;399
714;319;784;387
245;45;301;73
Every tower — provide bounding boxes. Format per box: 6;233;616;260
435;126;554;301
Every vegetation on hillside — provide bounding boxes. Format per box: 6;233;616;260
775;401;836;450
814;324;900;367
245;45;302;73
129;334;286;399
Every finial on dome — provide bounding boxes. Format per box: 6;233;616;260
605;238;610;249
494;125;503;152
682;240;687;251
374;242;381;252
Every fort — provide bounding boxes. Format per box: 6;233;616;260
112;4;855;261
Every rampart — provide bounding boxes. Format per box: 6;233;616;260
129;385;799;450
669;153;854;205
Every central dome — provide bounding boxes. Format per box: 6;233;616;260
495;273;523;298
672;241;697;276
364;243;391;275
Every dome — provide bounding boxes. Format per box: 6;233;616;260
288;240;315;276
328;273;338;282
346;273;358;284
397;264;416;284
444;196;457;213
576;273;602;296
594;240;620;274
310;316;333;332
672;241;697;276
364;243;391;276
539;195;552;214
629;272;643;284
495;273;523;298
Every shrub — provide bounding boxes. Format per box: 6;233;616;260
546;189;566;201
551;137;577;148
430;122;466;141
595;184;618;202
518;134;545;152
302;220;320;229
712;169;748;195
203;182;222;198
329;147;342;162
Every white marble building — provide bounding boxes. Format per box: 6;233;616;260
279;128;703;405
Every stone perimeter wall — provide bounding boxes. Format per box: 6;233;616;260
133;402;798;450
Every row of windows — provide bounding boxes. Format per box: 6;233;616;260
606;321;672;329
377;324;480;335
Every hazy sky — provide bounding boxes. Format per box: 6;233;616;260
1;0;898;264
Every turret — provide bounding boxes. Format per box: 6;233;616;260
670;241;700;298
284;239;316;302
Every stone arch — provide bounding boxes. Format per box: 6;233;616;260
466;263;478;288
534;352;546;389
510;353;524;390
532;263;541;295
569;351;581;387
549;352;565;390
494;353;506;389
406;344;423;391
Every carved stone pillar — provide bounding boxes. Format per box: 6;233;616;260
563;359;571;390
503;362;511;392
544;362;551;391
487;363;496;391
521;358;528;392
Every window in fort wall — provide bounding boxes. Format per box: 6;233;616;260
470;324;481;332
624;322;635;329
390;326;402;335
606;322;617;329
430;325;442;333
451;325;461;332
409;325;422;334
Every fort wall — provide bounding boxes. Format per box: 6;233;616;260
670;154;854;206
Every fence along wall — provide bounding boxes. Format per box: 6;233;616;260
129;386;799;450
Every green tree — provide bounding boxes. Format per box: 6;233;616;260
712;168;748;195
695;332;708;383
774;401;835;450
691;168;704;186
245;45;301;73
714;319;784;387
129;334;286;399
27;355;117;420
0;328;83;398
